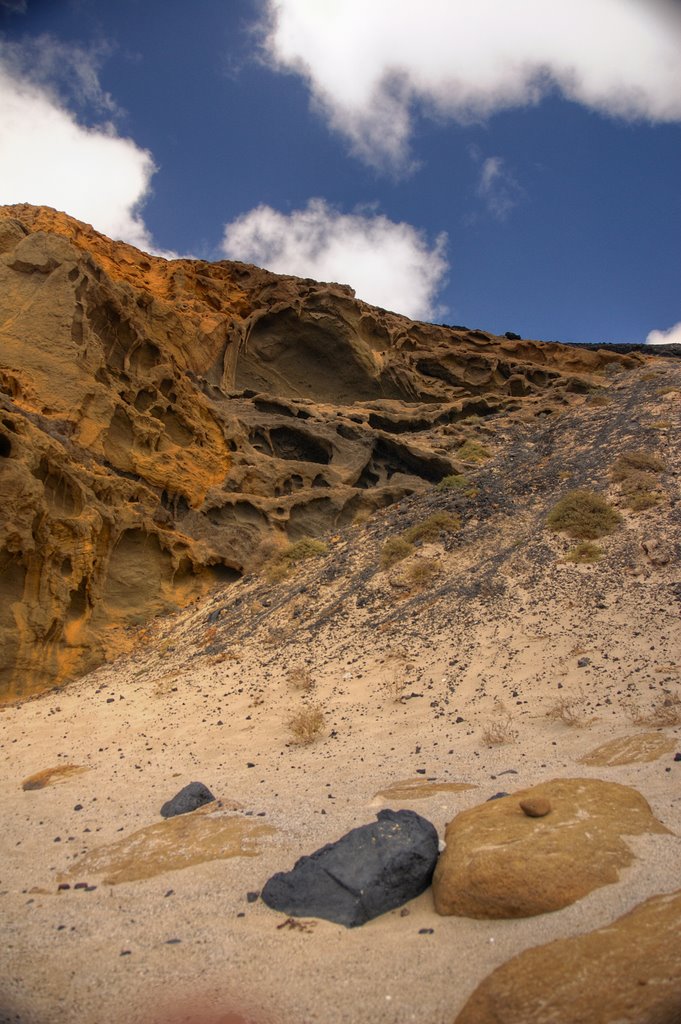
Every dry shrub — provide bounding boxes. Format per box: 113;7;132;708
380;670;407;703
613;450;665;475
288;705;326;745
611;451;665;512
402;558;440;590
565;541;603;564
457;439;492;463
481;713;518;745
546;692;591;726
287;665;314;692
380;536;414;569
628;691;681;727
547;490;621;540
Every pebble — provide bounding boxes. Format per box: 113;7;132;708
520;797;552;818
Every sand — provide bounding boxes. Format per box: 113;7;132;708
3;365;681;1023
2;530;680;1024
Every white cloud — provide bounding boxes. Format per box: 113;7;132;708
262;0;681;171
475;155;522;220
646;322;681;346
0;41;170;255
222;199;448;320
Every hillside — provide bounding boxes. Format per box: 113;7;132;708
0;204;645;699
1;277;679;1022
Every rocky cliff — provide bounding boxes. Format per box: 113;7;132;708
0;204;640;698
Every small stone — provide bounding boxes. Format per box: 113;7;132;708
487;792;509;801
246;891;260;903
520;797;552;818
57;883;70;891
419;928;434;934
674;753;681;762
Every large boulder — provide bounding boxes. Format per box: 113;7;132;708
433;777;669;918
455;889;681;1024
261;808;439;927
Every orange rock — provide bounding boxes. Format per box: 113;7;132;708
432;778;669;919
455;889;681;1024
520;797;552;817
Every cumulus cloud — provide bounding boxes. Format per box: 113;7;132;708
262;0;681;170
646;322;681;346
222;199;448;320
0;39;169;254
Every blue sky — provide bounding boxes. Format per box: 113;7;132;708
1;0;680;345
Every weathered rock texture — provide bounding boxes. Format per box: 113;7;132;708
579;732;677;766
261;808;439;927
0;204;640;698
455;889;681;1024
432;778;669;918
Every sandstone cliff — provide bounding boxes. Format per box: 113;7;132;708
0;204;639;698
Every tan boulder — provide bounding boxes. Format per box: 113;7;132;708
455;889;681;1024
432;777;670;918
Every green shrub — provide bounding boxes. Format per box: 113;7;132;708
403;512;460;544
437;473;478;496
457;439;492;463
265;536;329;581
285;537;329;561
380;512;460;570
547;490;621;540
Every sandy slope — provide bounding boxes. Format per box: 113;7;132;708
1;366;680;1024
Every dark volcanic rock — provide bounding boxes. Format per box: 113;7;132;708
261;808;439;927
160;781;215;818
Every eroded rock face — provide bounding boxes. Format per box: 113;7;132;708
0;204;640;698
432;778;669;918
455;889;681;1024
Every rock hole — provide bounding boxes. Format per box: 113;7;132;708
269;426;330;465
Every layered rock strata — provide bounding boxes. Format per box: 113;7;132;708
0;204;639;697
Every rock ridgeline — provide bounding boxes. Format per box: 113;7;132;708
0;204;640;698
